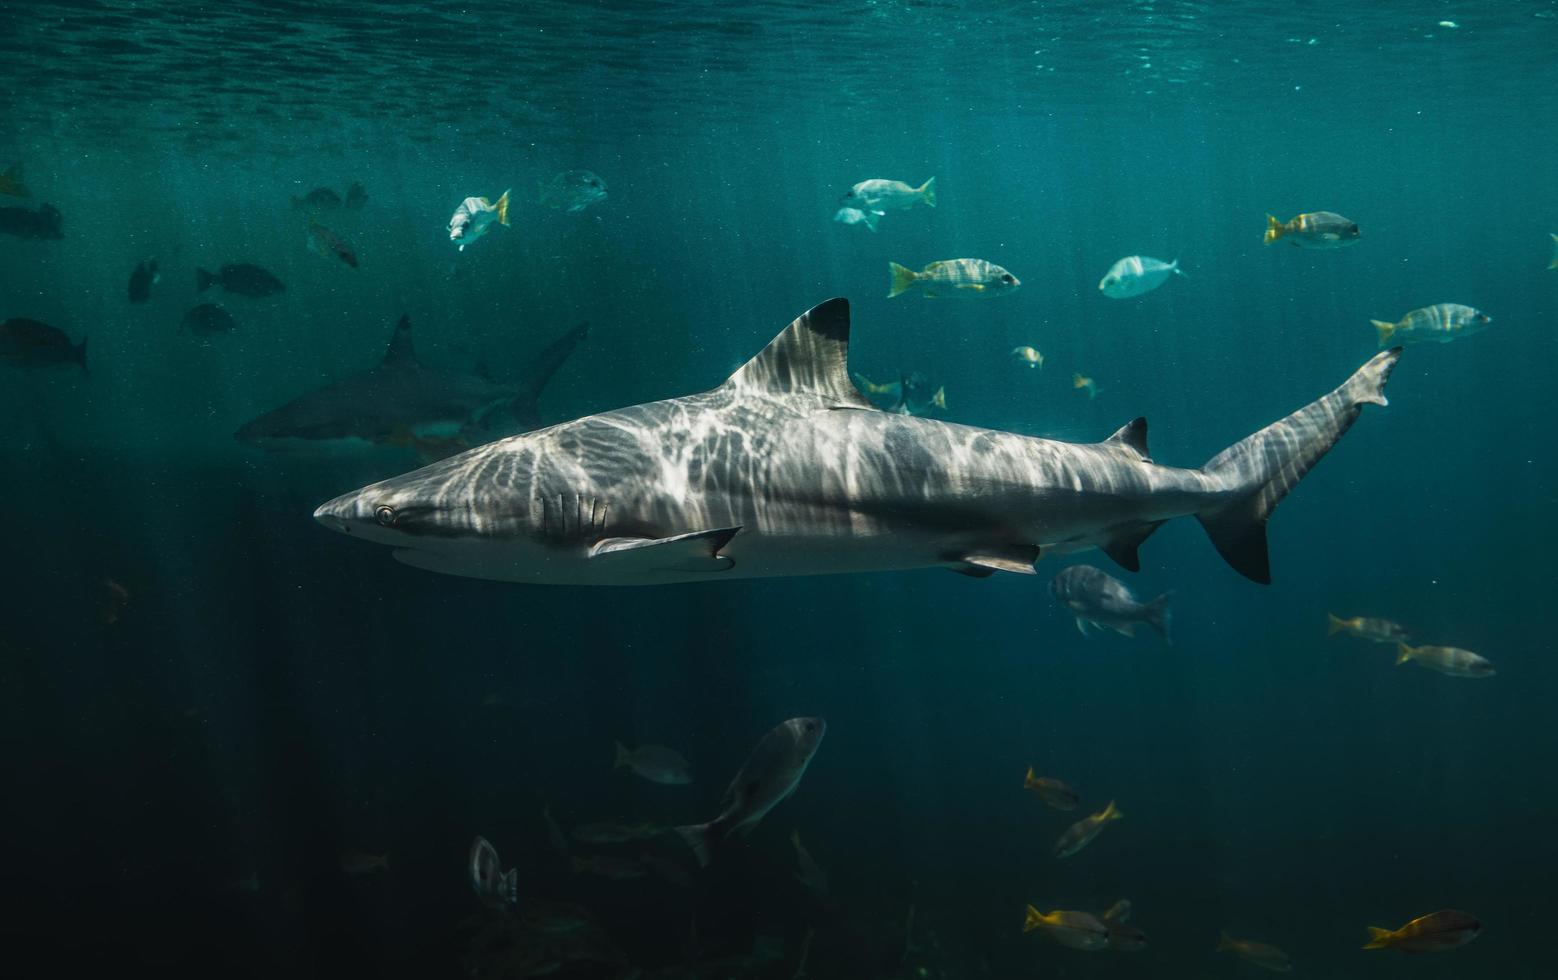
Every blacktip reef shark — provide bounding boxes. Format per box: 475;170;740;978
314;299;1400;585
236;315;587;459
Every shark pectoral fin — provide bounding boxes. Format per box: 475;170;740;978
958;546;1042;576
589;527;741;573
1099;521;1165;573
1076;618;1092;637
1111;623;1137;638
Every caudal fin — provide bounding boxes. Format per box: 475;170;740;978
509;321;589;428
1023;766;1039;789
613;740;631;769
1197;348;1401;583
1263;214;1285;245
1023;905;1043;933
1327;613;1346;637
917;177;937;207
196;268;215;292
1216;931;1235;953
888;262;918;298
1363;926;1393;950
676;823;715;868
495;189;511;226
1371;319;1398;347
1143;593;1172;644
1395;643;1414;666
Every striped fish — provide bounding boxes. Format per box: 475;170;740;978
1370;303;1490;347
887;258;1020;298
1263;211;1360;248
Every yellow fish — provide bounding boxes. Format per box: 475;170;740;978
1072;374;1098;399
1396;642;1495;678
1363;909;1482;952
1054;799;1121;858
1012;346;1044;369
1262;211;1360;248
1023;767;1078;810
1022;906;1109;950
888;258;1020;299
1327;614;1408;644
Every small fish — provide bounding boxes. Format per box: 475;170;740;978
345;181;368;209
791;830;828;894
0;162;29;197
197;263;285;298
1;318;86;372
469;835;518;909
1363;909;1482;952
1549;233;1557;270
613;741;693;785
572;855;647;880
182;303;236;337
1051;566;1171;642
339;850;390;876
1370;303;1490;347
1327;614;1408;644
832;206;882;231
1022;907;1109;950
1012;346;1044;369
449;190;510;251
539;170;608;213
639;852;694;888
1099;255;1185;298
854;372;945;415
1217;932;1292;972
842;177;935;211
1054;799;1123;859
1396;642;1495;678
97;578;131;626
887;259;1020;299
543;805;570;857
292;186;342;211
306;221;358;268
0;202;63;239
128;259;159;303
571;821;664;845
1023;767;1079;811
1101;899;1131;923
1072;374;1098;399
675;717;826;867
1262;211;1360;248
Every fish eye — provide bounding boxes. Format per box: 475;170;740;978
375;505;397;526
1001;274;1015;284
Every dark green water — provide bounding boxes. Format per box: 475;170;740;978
3;2;1556;977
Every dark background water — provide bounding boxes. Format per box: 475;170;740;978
2;2;1556;977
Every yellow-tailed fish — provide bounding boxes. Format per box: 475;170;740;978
1363;910;1482;952
888;259;1019;299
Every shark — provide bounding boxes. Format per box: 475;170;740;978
236;315;587;458
313;298;1400;586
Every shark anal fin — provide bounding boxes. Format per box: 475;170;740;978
1100;521;1165;572
958;546;1041;575
589;527;740;573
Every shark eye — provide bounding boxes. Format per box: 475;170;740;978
375;505;397;526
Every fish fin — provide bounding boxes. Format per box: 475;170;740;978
1103;417;1150;460
1327;613;1346;636
1099;521;1164;572
1396;643;1414;666
1172;260;1188;278
675;823;714;868
511;321;590;423
931;386;946;409
917;177;936;207
1111;622;1136;638
589;527;741;573
495;189;511;226
1263;214;1284;244
1103;800;1122;820
383;315;417;365
1024;766;1038;789
957;545;1042;575
1363;927;1393;950
1076;617;1092;637
1143;592;1173;644
196;268;215;292
863;209;880;232
888;262;918;298
724;298;876;409
1549;234;1558;269
954;283;986;292
614;740;631;769
1371;319;1398;347
1197;348;1400;583
1023;905;1043;933
1217;932;1235;952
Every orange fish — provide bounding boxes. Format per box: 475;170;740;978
1364;909;1481;952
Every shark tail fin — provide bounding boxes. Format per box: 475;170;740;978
1371;319;1398;348
1144;592;1172;644
1363;927;1394;950
495;189;511;226
509;321;589;426
888;262;918;298
1197;348;1400;583
1263;214;1285;245
917;177;936;207
675;822;715;868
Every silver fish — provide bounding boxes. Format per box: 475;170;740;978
1051;565;1171;642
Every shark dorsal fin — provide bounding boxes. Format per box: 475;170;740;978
1104;417;1150;460
725;298;874;408
384;315;416;366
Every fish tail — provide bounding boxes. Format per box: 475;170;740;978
1196;347;1400;583
1370;319;1397;348
887;262;918;298
1144;592;1173;644
1172;259;1188;278
1327;613;1346;637
613;740;631;769
1363;927;1393;950
1549;233;1558;269
1023;766;1038;789
917;177;936;207
931;386;946;410
1103;800;1123;821
496;189;511;226
1216;932;1235;952
1023;905;1043;933
196;268;215;292
76;336;88;375
1263;214;1285;245
1396;643;1414;666
675;822;715;868
863;209;880;232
